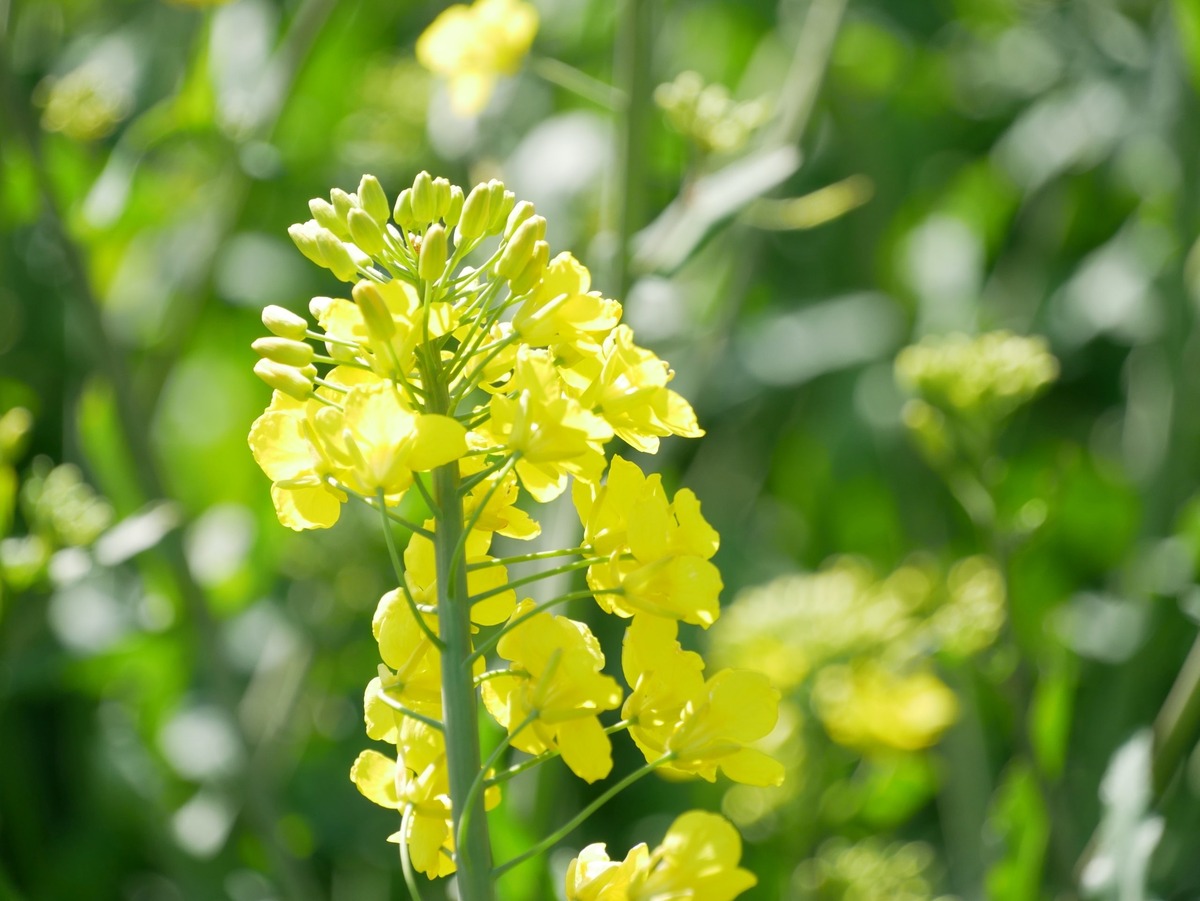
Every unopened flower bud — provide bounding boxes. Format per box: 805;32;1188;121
352;280;396;341
309;296;334;319
419;224;448;282
510;239;549;294
254;358;313;401
457;181;493;240
262;304;309;340
289;221;328;268
348;207;386;256
444;185;464;227
315;229;360;281
393;188;416;230
504;201;536;239
411;171;436;223
330;188;356;223
487;186;516;233
432;177;452;220
357;174;390;225
495;215;544;279
309;198;348;238
252;336;315;367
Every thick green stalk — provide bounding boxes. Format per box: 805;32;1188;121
430;434;495;898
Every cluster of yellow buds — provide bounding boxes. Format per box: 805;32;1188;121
248;172;780;897
794;836;948;901
895;330;1059;425
654;70;772;156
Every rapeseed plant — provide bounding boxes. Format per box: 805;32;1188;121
249;172;780;899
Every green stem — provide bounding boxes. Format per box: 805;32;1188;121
531;56;624;110
456;709;540;859
375;688;445;733
467;546;591;570
467;558;596;606
486;719;633;787
492;754;674;879
399;805;426;901
431;455;495;899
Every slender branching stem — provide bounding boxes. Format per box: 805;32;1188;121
493;754;677;879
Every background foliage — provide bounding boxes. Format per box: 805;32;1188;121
3;0;1200;899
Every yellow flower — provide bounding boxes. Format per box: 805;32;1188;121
621;616;784;786
247;391;346;531
350;720;457;878
566;811;756;901
574;455;722;627
404;523;516;625
416;0;539;115
512;252;622;350
460;456;540;540
364;589;445;743
481;600;623;783
813;660;958;752
566;325;703;454
318;382;468;498
482;349;612;502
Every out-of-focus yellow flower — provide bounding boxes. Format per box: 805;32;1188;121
622;616;784;786
813;661;958;753
710;555;1006;687
566;810;757;901
36;68;130;141
416;0;539;115
793;836;948;901
575;455;722;627
895;330;1058;423
482;600;623;783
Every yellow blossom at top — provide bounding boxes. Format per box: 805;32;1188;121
416;0;539;115
566;810;756;901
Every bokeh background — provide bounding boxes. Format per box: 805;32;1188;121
4;0;1200;898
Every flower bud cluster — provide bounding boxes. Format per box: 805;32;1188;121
654;70;772;156
249;173;776;896
895;330;1059;424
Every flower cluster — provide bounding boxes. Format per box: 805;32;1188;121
248;171;778;895
794;837;952;901
707;555;1003;824
654;70;771;156
895;330;1058;424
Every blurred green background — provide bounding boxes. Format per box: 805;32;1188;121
4;0;1200;898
